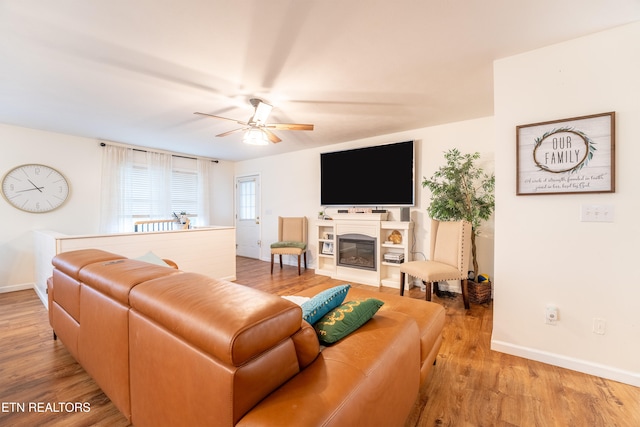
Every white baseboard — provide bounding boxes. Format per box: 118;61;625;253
491;339;640;387
0;282;33;294
33;285;48;309
0;282;49;309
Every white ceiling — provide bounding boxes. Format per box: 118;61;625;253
1;1;639;161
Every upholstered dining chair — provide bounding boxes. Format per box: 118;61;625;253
399;219;472;309
270;217;308;275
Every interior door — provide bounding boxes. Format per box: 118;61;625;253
235;174;261;259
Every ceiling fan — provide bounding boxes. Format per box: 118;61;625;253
194;98;314;145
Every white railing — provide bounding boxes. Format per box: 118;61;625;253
134;218;190;232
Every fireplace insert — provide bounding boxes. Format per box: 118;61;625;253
337;234;376;271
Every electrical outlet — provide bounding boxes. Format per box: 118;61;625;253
545;305;558;325
593;318;606;335
580;204;614;222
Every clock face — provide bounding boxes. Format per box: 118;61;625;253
1;164;70;213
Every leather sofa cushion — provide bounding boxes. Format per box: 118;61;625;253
130;273;303;366
52;249;125;279
238;310;420;427
79;259;179;305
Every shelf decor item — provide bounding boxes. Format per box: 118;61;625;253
388;230;402;244
322;242;334;255
516;112;615;195
422;149;495;280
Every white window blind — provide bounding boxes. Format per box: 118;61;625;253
131;165;151;218
129;165;198;219
171;169;198;215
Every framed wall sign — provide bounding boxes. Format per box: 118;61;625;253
516;112;615;195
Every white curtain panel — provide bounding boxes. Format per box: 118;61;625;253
99;145;173;233
99;144;134;233
196;158;211;227
144;150;172;220
100;143;212;232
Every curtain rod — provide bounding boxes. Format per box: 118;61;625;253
98;141;219;163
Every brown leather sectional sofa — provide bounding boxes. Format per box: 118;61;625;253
48;249;445;426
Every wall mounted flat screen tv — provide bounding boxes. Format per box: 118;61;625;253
320;140;415;206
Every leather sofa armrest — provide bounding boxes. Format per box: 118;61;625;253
130;273;303;366
291;321;320;369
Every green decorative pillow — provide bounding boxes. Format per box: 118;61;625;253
314;298;384;344
301;284;350;324
134;251;170;267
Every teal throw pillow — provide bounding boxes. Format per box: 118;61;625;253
301;284;350;325
314;298;384;344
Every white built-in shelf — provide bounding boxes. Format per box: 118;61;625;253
314;216;413;289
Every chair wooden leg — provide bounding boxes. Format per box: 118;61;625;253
434;281;442;298
400;272;406;296
297;255;301;275
270;253;274;274
303;251;307;270
461;279;470;309
425;281;432;301
279;254;283;269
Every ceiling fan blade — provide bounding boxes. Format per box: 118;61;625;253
262;128;282;143
265;123;314;131
216;127;248;138
194;112;248;126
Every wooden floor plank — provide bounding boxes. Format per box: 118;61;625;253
1;256;638;426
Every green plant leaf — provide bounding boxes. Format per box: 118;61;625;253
422;149;495;276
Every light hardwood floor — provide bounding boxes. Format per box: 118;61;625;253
1;257;638;426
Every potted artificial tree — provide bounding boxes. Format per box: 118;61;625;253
422;149;495;302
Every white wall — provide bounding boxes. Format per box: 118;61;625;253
0;124;235;291
0;125;102;290
493;21;640;386
234;116;496;288
0;117;495;291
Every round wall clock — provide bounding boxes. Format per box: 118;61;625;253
1;164;70;213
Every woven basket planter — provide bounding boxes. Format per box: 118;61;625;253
468;280;492;304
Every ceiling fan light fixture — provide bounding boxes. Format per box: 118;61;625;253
196;97;311;146
252;100;273;124
243;128;269;145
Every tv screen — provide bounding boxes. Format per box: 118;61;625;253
320;140;414;206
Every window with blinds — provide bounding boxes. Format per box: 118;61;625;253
131;165;152;218
129;165;198;219
171;169;198;215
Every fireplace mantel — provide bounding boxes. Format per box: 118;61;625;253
315;215;413;289
330;213;389;221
